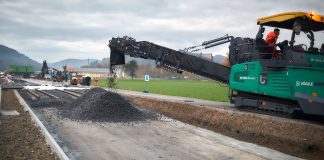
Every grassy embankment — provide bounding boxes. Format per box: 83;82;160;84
94;79;229;102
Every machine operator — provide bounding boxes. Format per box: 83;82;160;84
265;28;280;48
265;28;288;59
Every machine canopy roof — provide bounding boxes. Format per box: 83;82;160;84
257;12;324;32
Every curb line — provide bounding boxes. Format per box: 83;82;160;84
14;90;69;160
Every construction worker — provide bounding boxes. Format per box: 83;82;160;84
95;77;99;86
265;28;287;59
265;28;280;48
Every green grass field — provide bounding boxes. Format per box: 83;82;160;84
94;79;229;102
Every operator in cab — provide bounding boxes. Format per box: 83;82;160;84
265;28;288;59
265;28;280;48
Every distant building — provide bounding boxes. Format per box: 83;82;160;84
68;67;125;78
66;67;73;72
72;68;109;78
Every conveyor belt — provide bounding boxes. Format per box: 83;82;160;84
109;37;230;83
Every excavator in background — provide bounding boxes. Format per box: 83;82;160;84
49;68;63;82
108;12;324;117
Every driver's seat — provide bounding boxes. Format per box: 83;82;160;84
255;27;274;59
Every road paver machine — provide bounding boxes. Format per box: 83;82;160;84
108;12;324;117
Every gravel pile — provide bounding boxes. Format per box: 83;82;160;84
61;87;154;122
32;99;67;108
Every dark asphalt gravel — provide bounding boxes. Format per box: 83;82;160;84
1;81;23;89
45;90;76;101
61;87;155;122
19;90;67;108
19;88;156;123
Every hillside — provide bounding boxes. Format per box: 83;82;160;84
127;54;226;66
0;44;41;71
47;54;226;70
49;58;98;68
212;54;226;64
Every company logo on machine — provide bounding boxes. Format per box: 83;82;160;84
310;58;324;63
296;81;300;86
240;76;255;80
296;81;313;87
259;73;267;85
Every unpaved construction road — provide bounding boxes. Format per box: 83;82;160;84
130;96;324;160
18;86;297;160
37;109;284;160
16;78;324;159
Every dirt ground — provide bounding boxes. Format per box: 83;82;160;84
0;89;58;160
129;96;324;160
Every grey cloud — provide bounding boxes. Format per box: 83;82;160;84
0;0;323;62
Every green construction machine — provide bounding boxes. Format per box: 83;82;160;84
108;12;324;117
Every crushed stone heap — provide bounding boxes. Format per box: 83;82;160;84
62;87;152;122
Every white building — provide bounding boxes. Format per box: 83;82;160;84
72;67;125;78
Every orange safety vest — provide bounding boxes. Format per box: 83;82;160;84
265;31;278;47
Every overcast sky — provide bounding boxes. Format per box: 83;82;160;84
0;0;323;63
